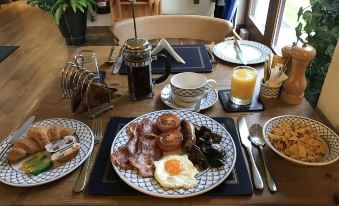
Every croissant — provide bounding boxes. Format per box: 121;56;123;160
7;125;75;162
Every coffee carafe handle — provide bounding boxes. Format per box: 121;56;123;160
152;54;171;85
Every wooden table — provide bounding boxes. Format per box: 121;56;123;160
0;46;338;205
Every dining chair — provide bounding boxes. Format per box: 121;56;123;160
111;15;235;45
109;0;161;23
316;40;339;133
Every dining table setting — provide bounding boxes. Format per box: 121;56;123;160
0;33;338;206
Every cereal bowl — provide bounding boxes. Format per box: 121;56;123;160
263;115;339;166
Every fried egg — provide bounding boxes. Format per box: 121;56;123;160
154;154;199;189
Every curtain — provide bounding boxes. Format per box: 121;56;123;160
214;0;238;23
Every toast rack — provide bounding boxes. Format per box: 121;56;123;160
61;52;116;118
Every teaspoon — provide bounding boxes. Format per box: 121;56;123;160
249;124;278;192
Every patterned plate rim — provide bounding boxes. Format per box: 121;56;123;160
263;115;339;166
110;110;237;198
212;40;272;64
160;84;218;111
0;118;94;187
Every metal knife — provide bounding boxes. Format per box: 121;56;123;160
112;56;123;74
0;116;35;158
237;116;264;190
234;40;248;65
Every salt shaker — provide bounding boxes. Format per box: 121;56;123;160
280;43;316;104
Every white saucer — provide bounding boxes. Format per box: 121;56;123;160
160;84;218;110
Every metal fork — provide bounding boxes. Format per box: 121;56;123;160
205;43;216;65
73;117;103;193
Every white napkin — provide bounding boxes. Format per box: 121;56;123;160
151;38;186;64
267;66;288;87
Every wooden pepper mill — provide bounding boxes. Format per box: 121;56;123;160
281;42;295;76
280;43;316;104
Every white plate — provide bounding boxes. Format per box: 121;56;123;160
263;115;339;166
0;118;94;187
110;110;236;198
213;40;272;64
160;84;218;111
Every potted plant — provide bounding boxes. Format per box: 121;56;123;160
295;0;339;107
27;0;97;46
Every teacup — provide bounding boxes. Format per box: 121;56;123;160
170;72;216;105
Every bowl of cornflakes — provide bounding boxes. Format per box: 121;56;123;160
263;115;339;166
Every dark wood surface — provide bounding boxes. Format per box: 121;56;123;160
0;2;114;140
0;46;337;205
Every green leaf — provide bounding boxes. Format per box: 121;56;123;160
325;44;335;57
54;6;63;25
297;7;303;21
302;10;313;25
310;0;319;5
77;4;85;13
88;0;98;7
304;23;313;34
295;22;303;41
331;26;339;36
87;4;93;12
70;0;77;12
62;4;68;12
79;0;87;7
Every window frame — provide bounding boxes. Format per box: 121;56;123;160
244;0;287;54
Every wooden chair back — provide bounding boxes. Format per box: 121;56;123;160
316;40;339;133
111;15;233;45
109;0;161;23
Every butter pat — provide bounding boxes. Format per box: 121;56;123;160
20;152;53;175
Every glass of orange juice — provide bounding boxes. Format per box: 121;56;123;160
230;66;257;105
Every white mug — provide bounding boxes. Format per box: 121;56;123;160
170;72;216;104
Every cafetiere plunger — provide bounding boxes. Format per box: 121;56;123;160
122;0;171;100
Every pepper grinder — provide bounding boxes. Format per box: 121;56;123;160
280;43;316;104
281;43;295;76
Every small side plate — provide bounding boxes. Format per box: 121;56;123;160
0;118;94;187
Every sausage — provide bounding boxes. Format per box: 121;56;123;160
181;120;196;151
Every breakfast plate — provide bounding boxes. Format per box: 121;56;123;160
110;110;236;198
213;40;272;64
160;84;218;111
0;118;94;187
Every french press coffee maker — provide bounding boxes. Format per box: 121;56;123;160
123;38;171;100
122;0;171;100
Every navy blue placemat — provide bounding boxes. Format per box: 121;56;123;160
86;117;253;196
118;44;213;74
0;46;19;63
218;89;265;112
99;71;106;81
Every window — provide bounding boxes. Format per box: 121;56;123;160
248;0;270;34
244;0;312;54
243;0;337;107
273;0;311;52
